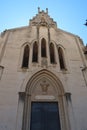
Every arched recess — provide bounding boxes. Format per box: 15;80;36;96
17;69;70;130
41;38;46;57
49;42;56;64
58;47;66;70
22;45;30;68
26;69;64;95
32;41;38;62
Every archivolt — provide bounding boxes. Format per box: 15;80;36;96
24;69;65;96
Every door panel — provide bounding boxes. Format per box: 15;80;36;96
30;102;61;130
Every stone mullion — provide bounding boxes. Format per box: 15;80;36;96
37;25;40;64
47;27;51;65
48;27;50;44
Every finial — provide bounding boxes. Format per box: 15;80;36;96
46;8;48;14
38;7;40;13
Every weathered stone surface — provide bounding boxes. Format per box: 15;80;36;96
0;8;87;130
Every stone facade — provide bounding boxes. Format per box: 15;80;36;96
0;8;87;130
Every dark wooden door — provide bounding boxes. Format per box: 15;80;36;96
30;102;61;130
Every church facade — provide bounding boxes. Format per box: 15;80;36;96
0;8;87;130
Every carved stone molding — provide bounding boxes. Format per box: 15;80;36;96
65;92;71;102
29;8;57;28
19;92;26;100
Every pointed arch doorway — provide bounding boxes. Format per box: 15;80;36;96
18;70;70;130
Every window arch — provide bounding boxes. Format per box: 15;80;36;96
50;43;55;64
58;47;65;70
32;42;38;62
41;38;46;57
22;45;29;68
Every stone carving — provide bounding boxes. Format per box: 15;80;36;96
41;58;48;67
40;80;49;94
29;8;57;28
40;16;47;26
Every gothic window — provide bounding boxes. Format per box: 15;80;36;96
58;47;65;70
22;45;29;68
50;43;55;64
41;38;46;57
32;42;38;62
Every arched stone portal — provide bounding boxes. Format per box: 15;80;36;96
16;69;70;130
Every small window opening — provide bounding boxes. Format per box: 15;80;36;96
22;45;29;68
41;38;46;57
32;42;38;62
50;43;55;64
58;47;65;69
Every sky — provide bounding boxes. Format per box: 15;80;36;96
0;0;87;45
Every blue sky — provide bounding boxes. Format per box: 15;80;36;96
0;0;87;45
